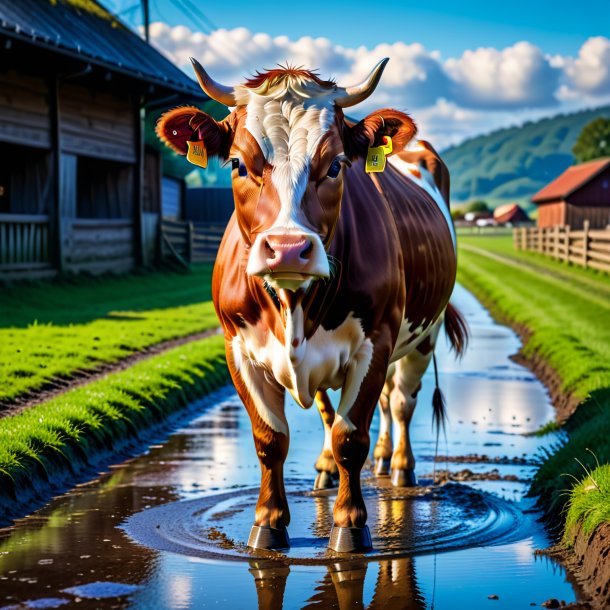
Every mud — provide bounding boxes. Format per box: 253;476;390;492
544;523;610;610
424;468;524;483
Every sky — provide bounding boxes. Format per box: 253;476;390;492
104;0;610;146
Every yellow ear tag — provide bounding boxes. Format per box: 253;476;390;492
186;140;208;168
365;136;393;173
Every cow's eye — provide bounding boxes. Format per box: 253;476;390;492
231;158;248;177
327;158;342;179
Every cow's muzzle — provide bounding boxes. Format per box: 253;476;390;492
247;231;329;291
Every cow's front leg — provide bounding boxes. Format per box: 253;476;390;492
330;338;388;553
314;390;338;490
227;339;290;550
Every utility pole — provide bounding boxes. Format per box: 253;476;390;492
142;0;150;42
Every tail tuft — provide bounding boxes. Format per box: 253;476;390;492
444;302;469;358
431;355;447;436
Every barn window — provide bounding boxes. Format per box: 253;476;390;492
0;142;52;215
77;157;134;219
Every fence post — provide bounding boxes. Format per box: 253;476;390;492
187;221;194;264
564;225;570;264
555;225;560;260
583;219;590;269
537;227;543;253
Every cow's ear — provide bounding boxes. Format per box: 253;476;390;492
348;109;417;158
156;106;230;159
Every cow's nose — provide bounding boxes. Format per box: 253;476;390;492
265;236;314;270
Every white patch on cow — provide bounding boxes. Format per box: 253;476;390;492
236;79;336;229
390;317;431;363
237;313;369;414
284;302;306;366
232;336;288;435
388;155;456;250
333;337;374;433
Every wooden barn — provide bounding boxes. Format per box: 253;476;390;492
0;0;211;280
532;158;610;229
493;203;531;226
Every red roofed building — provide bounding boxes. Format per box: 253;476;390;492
493;203;531;226
532;158;610;229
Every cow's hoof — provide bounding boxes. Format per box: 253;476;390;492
247;525;290;550
374;457;391;476
314;470;337;490
391;468;417;487
328;525;372;553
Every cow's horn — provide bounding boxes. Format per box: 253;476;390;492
190;57;237;107
334;58;390;108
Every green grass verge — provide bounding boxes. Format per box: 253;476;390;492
0;265;218;403
563;462;610;544
457;234;610;524
0;334;229;524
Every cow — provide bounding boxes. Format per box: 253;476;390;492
156;57;468;553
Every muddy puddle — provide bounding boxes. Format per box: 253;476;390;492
0;285;582;609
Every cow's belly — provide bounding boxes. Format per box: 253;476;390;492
236;314;367;409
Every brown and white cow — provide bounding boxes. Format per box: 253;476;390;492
156;58;467;553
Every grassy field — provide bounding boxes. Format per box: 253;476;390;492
0;265;218;403
457;234;610;527
0;334;229;524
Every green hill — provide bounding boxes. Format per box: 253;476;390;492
442;105;610;210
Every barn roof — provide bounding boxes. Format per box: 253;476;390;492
532;157;610;204
0;0;205;98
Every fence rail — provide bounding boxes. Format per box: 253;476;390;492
514;220;610;274
0;214;54;278
161;219;225;266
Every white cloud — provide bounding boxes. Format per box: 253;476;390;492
444;42;560;108
146;25;610;145
564;36;610;95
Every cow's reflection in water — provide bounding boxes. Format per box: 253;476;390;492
248;488;426;609
249;558;426;610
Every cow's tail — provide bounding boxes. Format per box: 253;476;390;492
431;353;447;437
444;301;469;358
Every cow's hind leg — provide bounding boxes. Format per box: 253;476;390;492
389;324;440;487
227;339;290;549
373;370;393;476
314;391;338;490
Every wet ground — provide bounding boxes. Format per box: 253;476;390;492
0;285;582;609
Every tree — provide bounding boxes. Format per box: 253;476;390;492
465;200;490;214
573;117;610;163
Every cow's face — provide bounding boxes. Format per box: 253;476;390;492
157;59;416;293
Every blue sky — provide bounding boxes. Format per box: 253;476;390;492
111;0;609;57
104;1;610;145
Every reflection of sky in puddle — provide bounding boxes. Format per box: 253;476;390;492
0;284;580;609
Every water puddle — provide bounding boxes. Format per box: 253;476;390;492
0;285;581;609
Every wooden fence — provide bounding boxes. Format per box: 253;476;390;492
161;219;225;266
514;220;610;274
0;214;54;279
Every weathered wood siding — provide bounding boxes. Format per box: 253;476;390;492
0;70;50;148
63;219;135;274
60;84;135;163
570;167;610;207
565;204;610;229
537;202;566;228
185;187;234;223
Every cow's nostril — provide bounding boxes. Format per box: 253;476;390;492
264;239;275;259
300;241;313;260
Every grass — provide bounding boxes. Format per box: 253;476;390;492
563;462;610;544
0;265;219;403
0;334;229;523
457;234;610;525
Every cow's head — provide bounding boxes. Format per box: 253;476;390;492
157;58;416;293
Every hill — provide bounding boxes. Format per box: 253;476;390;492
442;105;610;209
